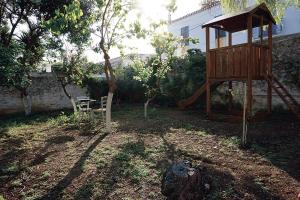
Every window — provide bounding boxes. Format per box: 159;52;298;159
254;23;283;39
215;29;226;38
181;26;189;46
214;15;226;39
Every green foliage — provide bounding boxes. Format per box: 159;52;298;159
84;77;109;100
166;0;178;13
0;43;23;87
131;32;193;100
93;0;138;52
0;0;77;93
52;51;99;98
160;49;206;105
84;75;145;103
220;0;300;23
43;0;93;45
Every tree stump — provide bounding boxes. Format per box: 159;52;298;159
161;160;210;200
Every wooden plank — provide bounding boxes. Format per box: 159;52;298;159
234;47;240;77
222;51;228;77
210;51;216;78
241;46;247;77
254;47;259;78
228;48;234;77
260;47;264;77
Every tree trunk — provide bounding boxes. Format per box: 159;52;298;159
144;95;156;120
22;93;32;116
100;41;117;133
144;99;151;119
106;92;114;132
61;82;77;113
70;97;77;112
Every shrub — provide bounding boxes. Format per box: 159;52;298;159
84;50;206;107
159;49;206;106
84;68;145;103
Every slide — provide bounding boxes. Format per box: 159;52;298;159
177;84;207;109
177;82;223;109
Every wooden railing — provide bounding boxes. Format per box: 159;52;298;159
208;43;270;80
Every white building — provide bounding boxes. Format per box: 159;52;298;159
168;1;300;54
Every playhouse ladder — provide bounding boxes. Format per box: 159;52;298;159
266;74;300;119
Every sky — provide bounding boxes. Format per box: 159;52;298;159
85;0;202;63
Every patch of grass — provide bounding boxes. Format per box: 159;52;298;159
75;182;95;199
21;188;42;200
0;111;70;130
121;142;148;158
40;171;51;180
182;123;195;130
112;141;153;183
86;145;118;169
124;162;150;183
254;177;270;193
209;185;236;200
0;194;5;200
116;152;131;162
195;131;209;137
47;111;73;126
219;136;241;148
11;179;22;187
1;162;21;175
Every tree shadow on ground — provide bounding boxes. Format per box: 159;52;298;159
37;132;109;200
0;110;72;128
239;175;283;200
113;105;300;193
94;139;149;199
45;135;75;144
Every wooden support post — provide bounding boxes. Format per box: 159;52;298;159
228;32;232;46
247;14;253;117
267;21;273;113
228;32;233;111
217;29;220;48
206;27;211;117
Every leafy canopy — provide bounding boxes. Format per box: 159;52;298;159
220;0;300;22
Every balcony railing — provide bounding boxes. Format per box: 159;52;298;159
208;43;270;80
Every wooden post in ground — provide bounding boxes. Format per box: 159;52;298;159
228;32;233;111
247;14;253;117
242;82;248;146
267;21;273;114
206;27;211;117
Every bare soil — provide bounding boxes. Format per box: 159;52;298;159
0;105;299;200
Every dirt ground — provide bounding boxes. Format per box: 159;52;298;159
0;105;299;200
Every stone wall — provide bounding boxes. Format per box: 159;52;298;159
0;73;87;116
214;33;300;112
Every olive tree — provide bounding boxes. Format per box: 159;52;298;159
92;0;144;132
0;0;82;115
220;0;300;22
131;32;195;119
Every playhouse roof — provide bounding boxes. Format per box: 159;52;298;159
202;3;276;32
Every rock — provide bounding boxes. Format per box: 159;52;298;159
161;160;210;200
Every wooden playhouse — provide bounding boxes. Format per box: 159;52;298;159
178;3;299;120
